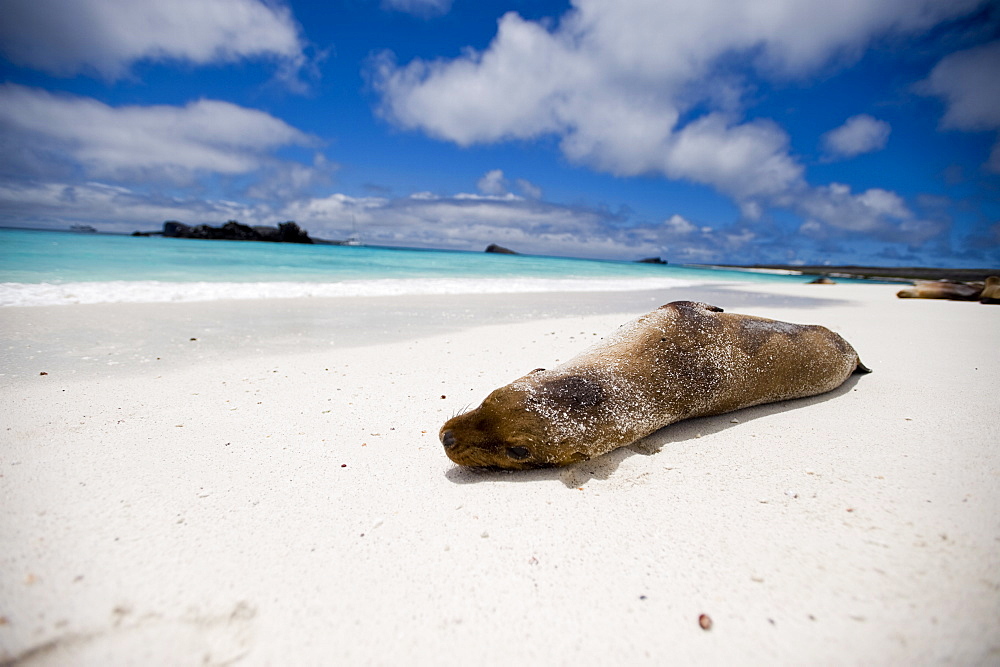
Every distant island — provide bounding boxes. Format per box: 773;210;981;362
133;220;316;244
484;244;668;265
484;243;518;254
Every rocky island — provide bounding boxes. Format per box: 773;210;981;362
134;220;314;244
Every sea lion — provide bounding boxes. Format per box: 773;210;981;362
896;281;982;301
440;301;870;469
980;276;1000;304
809;276;835;284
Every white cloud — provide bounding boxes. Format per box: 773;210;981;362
661;114;803;201
0;181;261;229
515;178;543;200
245;154;339;202
821;114;891;159
0;0;307;82
797;183;944;244
372;0;982;242
920;41;1000;131
477;169;509;195
373;0;980;169
276;192;692;259
0;84;314;183
276;191;782;263
663;214;698;235
475;169;542;200
919;40;1000;173
381;0;452;18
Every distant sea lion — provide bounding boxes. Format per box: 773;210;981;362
896;281;982;301
809;276;835;284
440;301;870;469
980;276;1000;304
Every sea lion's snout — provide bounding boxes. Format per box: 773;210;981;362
438;413;536;469
441;429;457;449
439;387;559;469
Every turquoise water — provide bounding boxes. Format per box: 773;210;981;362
0;227;805;306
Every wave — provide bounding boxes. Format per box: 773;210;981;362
0;277;710;307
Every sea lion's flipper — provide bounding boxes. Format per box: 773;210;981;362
854;360;872;374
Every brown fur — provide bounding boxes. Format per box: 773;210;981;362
440;301;869;469
980;276;1000;304
896;281;982;301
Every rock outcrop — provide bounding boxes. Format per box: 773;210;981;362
158;220;313;244
484;243;518;254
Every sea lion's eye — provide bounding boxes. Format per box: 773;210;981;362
506;446;531;460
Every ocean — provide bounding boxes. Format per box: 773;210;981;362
0;227;805;307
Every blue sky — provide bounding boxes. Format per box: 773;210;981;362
0;0;998;267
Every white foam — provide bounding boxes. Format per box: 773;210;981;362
0;277;705;307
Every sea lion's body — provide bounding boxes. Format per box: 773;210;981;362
440;301;869;469
896;281;982;301
980;276;1000;304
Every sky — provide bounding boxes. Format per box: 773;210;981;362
0;0;998;267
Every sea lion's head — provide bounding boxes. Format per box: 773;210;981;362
439;371;597;470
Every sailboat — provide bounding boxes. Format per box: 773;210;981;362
343;216;363;246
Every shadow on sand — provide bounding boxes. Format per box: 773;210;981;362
444;371;869;488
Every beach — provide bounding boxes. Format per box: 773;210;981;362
1;281;998;665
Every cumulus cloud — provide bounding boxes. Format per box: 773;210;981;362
381;0;452;18
475;169;543;200
0;84;315;184
0;181;262;230
797;183;945;245
661;114;803;202
921;41;1000;131
821;114;891;159
245;154;339;202
515;178;543;200
0;0;308;83
477;169;509;196
919;40;1000;172
372;0;983;245
373;0;979;162
662;214;699;236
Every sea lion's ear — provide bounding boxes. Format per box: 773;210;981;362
530;368;546;373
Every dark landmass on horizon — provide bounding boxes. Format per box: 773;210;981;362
484;243;518;254
705;264;999;283
134;220;315;244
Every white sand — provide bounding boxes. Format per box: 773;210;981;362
1;283;998;665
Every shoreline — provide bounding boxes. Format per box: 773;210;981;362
694;263;1000;283
0;284;854;380
2;282;998;664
